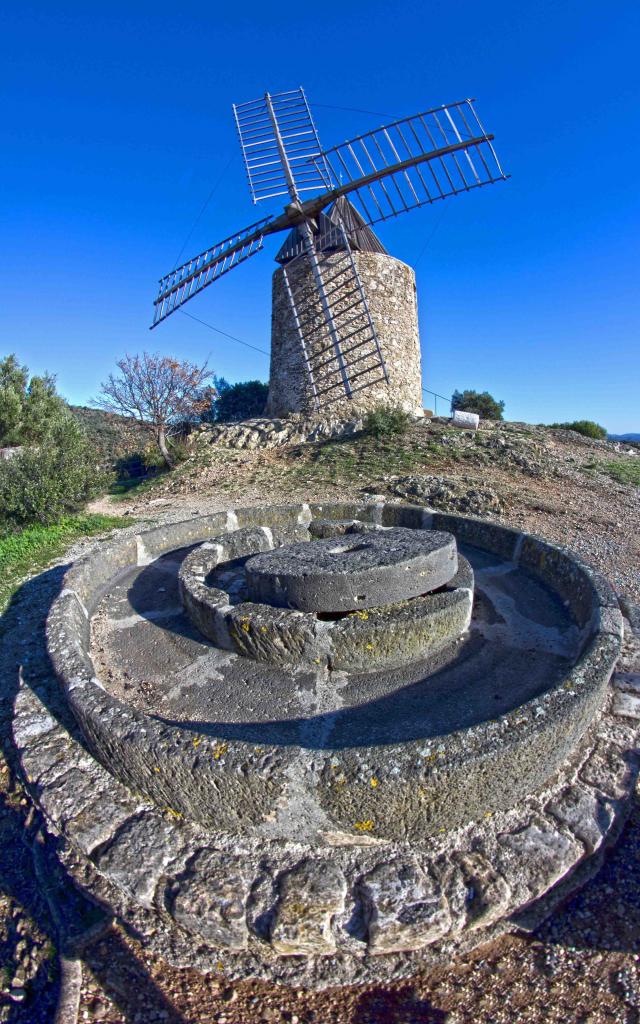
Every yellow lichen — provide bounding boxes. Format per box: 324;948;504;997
212;741;229;760
370;777;379;788
241;621;251;633
354;819;375;832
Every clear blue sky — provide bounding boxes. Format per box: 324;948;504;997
2;2;639;432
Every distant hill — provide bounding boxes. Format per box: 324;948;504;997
608;433;640;442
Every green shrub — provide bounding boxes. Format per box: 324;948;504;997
548;420;607;440
451;389;505;420
0;414;104;527
363;407;413;438
209;378;269;423
0;354;67;446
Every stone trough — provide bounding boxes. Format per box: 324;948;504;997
11;499;640;988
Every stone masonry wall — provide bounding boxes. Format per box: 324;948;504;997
267;252;423;418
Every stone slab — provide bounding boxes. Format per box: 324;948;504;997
245;527;458;612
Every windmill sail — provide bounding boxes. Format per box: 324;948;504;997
233;87;333;203
314;99;507;225
152;216;273;327
152;88;508;412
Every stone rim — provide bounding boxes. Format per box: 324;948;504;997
44;502;623;842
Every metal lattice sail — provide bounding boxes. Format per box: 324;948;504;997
152;87;508;408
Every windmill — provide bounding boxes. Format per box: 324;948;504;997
152;88;508;413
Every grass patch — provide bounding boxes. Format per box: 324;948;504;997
108;472;166;501
598;459;640;487
0;513;130;614
286;432;435;486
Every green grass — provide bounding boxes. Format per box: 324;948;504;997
286;433;434;486
0;513;130;614
108;472;166;500
598;459;640;487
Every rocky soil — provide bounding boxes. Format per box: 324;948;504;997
1;417;639;1022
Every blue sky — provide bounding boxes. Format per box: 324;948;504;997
2;2;639;432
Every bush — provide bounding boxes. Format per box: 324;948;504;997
363;407;413;438
0;414;104;527
0;354;67;446
211;379;269;422
451;390;505;420
548;420;607;440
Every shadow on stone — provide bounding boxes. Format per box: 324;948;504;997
535;791;640;956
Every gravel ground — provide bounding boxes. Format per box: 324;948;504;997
2;419;639;1022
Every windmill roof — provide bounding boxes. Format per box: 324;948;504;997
275;196;388;264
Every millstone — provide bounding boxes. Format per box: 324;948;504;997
245;527;457;612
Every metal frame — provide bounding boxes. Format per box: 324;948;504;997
233;87;333;203
152;216;273;327
314;99;507;225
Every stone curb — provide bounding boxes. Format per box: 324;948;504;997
44;503;622;840
11;662;639;986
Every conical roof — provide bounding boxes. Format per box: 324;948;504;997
275;196;388;264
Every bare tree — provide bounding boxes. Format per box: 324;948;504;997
97;353;214;468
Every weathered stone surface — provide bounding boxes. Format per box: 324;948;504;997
12;687;57;746
92;812;187;908
65;786;144;855
579;741;637;799
329;554;473;672
270;860;347;955
450;851;511;931
496;820;583;904
44;502;623;851
547;784;616;853
18;725;73;783
359;858;450;953
612;690;640;719
199;415;364;451
612;672;640;718
308;519;374;539
36;764;108;827
390;475;503;516
268;252;423;418
246;528;458;612
167;851;253;949
227;602;328;667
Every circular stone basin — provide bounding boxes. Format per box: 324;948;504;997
46;501;623;846
245;526;457;612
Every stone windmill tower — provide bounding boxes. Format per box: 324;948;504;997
268;196;423;417
151;88;507;418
